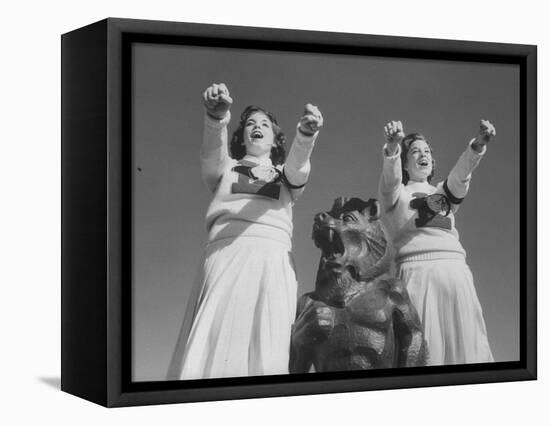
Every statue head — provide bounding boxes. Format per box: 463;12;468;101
312;197;393;284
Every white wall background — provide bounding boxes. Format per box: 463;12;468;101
1;0;546;423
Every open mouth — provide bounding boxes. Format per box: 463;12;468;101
418;158;430;167
313;226;346;262
251;130;263;139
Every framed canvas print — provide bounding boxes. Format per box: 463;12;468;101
61;17;537;407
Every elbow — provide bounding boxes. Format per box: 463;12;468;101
444;177;470;202
284;161;311;187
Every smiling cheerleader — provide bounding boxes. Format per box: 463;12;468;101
377;120;495;365
167;83;323;379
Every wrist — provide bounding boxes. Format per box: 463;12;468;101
470;139;486;154
384;142;400;156
297;126;316;137
204;110;231;128
205;109;228;120
297;124;318;138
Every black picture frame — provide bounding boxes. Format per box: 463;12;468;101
61;17;537;407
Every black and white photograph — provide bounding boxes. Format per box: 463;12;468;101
4;0;547;423
130;41;519;382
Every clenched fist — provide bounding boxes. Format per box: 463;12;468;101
471;120;496;153
383;120;405;156
298;104;324;136
384;120;405;145
475;119;496;145
203;83;233;120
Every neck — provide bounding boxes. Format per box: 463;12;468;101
409;176;428;184
244;152;272;164
314;262;363;308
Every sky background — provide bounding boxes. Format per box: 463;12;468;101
131;42;520;381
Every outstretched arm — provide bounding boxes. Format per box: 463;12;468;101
441;120;496;211
390;280;427;367
283;104;323;200
379;120;405;211
200;83;233;192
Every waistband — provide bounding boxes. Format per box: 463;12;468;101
396;251;466;265
207;221;292;249
207;234;292;251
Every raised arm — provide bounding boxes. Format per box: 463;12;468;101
379;120;405;211
440;120;496;210
200;83;233;192
283;104;323;200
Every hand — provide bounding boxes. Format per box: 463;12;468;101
473;119;496;146
202;83;233;120
294;302;335;345
384;120;405;145
298;104;324;136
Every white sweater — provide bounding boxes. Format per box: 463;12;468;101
200;112;318;248
378;140;486;263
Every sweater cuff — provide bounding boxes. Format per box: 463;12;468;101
204;110;231;129
293;124;318;150
467;138;487;156
383;143;401;159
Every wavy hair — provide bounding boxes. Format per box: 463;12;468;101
229;105;287;166
400;133;435;184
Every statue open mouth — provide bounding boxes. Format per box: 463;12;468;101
313;226;346;262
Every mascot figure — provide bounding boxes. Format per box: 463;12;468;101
290;197;427;372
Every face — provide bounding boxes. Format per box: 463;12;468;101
242;112;276;158
312;197;388;279
405;139;433;183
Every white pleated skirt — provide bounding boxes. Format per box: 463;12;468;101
167;237;298;380
398;255;494;366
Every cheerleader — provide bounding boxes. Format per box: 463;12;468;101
378;119;495;365
168;83;323;379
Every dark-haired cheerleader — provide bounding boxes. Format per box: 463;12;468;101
168;83;323;379
378;119;495;365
